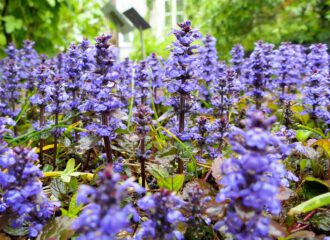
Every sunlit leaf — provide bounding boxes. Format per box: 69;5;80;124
282;230;315;240
289;192;330;215
312;139;330;157
296;130;312;142
157;174;185;191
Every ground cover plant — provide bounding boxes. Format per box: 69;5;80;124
0;20;330;239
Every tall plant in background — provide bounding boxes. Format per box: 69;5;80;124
117;57;134;108
199;34;218;102
272;42;301;103
46;76;69;165
30;62;54;164
79;34;123;164
165;20;201;173
146;52;164;106
306;43;329;75
230;44;244;77
134;104;152;188
209;67;240;154
19;40;40;90
303;72;328;126
243;41;274;109
0;59;20;119
65;43;84;142
304;43;329;126
134;60;150;105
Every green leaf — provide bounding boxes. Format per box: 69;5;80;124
61;192;83;218
68;192;83;216
291;105;309;125
289;192;330;215
3;16;23;33
155;146;177;165
50;178;68;199
281;231;315;240
310;210;330;232
297;124;326;138
62;137;71;147
186;161;197;174
296;130;312;142
61;158;76;183
160;127;198;176
312;139;330;157
299;159;308;172
0;34;6;45
157;174;185;191
3;226;28;236
304;176;330;188
67;177;78;191
303;146;320;160
46;0;56;7
65;158;75;172
42;164;53;172
76;135;99;154
37;216;74;240
298;176;330;200
147;164;170;179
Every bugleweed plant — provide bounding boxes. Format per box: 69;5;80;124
0;20;330;239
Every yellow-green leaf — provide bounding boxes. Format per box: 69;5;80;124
157;174;185;192
312;139;330;157
289;192;330;215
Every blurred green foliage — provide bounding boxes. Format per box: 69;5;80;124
129;29;173;61
0;0;111;56
187;0;330;58
1;0;330;59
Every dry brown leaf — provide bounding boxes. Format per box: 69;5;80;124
211;156;224;181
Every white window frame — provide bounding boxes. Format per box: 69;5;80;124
164;0;185;28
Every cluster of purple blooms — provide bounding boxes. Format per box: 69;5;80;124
303;44;330;125
73;165;145;239
272;42;303;102
0;120;53;237
242;41;274;109
136;189;186;240
165;20;201;142
198;34;218;100
215;111;295;239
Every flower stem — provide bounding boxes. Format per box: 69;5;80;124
177;91;185;174
101;112;113;164
53;111;59;168
39;106;45;165
140;137;146;188
72;90;79;143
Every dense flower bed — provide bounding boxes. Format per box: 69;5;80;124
0;20;330;239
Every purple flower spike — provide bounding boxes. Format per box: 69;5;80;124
215;111;295;239
0;125;53;238
73;165;145;239
135;189;185;240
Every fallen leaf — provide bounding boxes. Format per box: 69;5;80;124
211;156;224;181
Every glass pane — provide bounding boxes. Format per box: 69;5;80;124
123;33;130;42
165;0;171;13
177;0;184;11
165;15;172;26
176;13;184;24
